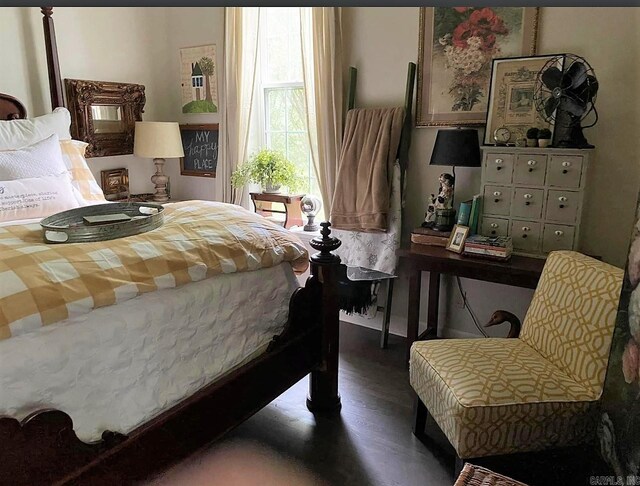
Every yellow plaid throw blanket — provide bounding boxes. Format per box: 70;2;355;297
0;201;308;340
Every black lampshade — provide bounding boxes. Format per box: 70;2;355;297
430;128;481;168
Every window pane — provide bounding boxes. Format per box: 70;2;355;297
287;132;309;173
268;132;286;155
287;88;306;132
266;89;286;132
263;8;302;84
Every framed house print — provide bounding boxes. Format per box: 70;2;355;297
180;45;218;114
416;7;539;127
483;55;562;145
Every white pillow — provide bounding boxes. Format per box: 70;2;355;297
0;174;80;223
0;134;68;180
0;107;71;151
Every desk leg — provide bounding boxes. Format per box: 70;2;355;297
426;272;440;338
406;268;421;363
284;201;304;229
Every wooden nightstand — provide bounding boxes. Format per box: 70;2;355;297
250;192;305;229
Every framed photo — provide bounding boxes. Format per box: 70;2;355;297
447;224;470;253
417;7;539;127
483;55;563;145
100;168;129;201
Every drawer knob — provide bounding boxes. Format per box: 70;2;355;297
562;161;571;167
562;169;568;174
528;168;534;172
495;158;503;165
522;226;531;232
491;230;496;235
522;234;528;239
523;193;533;199
555;230;564;237
497;166;502;171
558;196;568;202
493;191;501;197
490;223;499;228
527;160;537;166
559;204;565;209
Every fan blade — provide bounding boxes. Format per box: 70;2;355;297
544;97;560;117
563;61;588;89
560;97;586;117
542;67;563;89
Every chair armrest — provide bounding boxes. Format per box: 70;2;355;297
485;310;521;338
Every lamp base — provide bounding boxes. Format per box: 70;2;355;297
434;208;456;232
150;158;169;203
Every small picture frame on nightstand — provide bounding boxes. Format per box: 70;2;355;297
101;168;130;201
446;224;470;254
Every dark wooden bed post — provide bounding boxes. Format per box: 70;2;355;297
306;222;343;413
41;7;64;109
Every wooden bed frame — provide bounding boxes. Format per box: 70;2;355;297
0;8;343;485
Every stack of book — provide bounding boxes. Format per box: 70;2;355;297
411;226;450;247
463;235;513;261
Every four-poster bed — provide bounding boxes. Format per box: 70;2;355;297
0;7;342;485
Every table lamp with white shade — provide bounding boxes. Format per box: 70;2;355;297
134;122;184;203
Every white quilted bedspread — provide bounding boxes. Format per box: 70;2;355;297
0;262;298;442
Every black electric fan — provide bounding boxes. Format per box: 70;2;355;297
533;53;599;148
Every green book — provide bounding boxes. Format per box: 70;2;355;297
468;194;481;234
457;200;472;226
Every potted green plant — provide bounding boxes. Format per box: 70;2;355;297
538;128;552;148
526;127;539;147
231;149;304;194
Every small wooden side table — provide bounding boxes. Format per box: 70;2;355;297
250;193;305;229
397;244;545;362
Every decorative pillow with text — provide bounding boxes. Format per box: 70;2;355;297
0;174;80;223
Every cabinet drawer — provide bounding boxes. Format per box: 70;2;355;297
513;154;547;186
542;224;576;253
547;155;584;188
545;190;580;223
484;153;513;184
482;185;510;216
510;220;541;253
511;220;541;252
481;217;509;237
511;188;544;219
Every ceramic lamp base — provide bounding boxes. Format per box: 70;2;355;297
434;208;456;232
151;157;169;203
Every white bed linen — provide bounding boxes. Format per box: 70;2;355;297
0;262;299;442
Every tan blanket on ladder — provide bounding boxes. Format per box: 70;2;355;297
330;107;405;232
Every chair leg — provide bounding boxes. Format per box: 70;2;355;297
413;396;428;437
380;278;394;349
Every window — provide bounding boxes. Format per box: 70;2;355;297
258;8;320;200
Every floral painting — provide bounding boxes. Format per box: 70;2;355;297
417;7;539;127
599;195;640;481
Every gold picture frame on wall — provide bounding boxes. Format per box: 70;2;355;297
416;7;539;127
483;55;562;145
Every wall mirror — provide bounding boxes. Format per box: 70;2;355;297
65;79;145;157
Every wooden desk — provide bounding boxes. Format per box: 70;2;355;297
397;244;545;361
250;193;305;229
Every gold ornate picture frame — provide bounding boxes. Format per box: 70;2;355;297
416;7;539;127
483;55;562;145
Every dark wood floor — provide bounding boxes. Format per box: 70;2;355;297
156;323;603;486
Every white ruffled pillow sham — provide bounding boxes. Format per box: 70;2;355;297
0;107;71;151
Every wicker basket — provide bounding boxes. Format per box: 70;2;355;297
454;463;529;486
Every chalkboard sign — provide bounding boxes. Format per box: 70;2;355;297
179;124;219;177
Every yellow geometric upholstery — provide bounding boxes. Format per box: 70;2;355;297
409;251;623;459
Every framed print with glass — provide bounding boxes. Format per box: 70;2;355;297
416;7;539;127
483;55;563;145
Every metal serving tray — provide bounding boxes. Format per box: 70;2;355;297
40;202;164;244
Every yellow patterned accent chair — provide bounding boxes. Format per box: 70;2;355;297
409;251;623;461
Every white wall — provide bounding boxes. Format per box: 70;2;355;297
342;7;640;338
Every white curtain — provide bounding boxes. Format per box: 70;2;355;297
221;7;261;207
300;7;344;217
